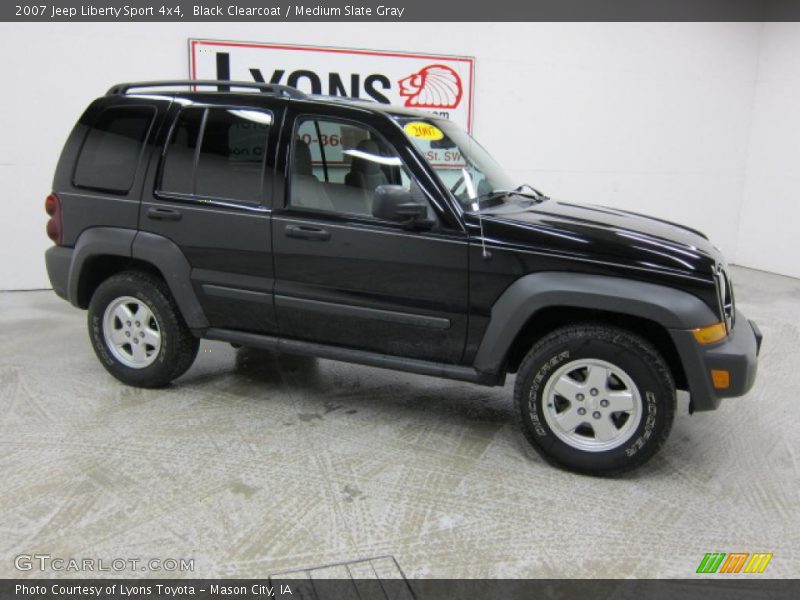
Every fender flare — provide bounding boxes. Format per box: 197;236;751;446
67;227;136;305
473;271;718;374
131;231;209;329
67;227;209;329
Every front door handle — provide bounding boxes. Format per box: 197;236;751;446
147;207;182;221
285;224;331;241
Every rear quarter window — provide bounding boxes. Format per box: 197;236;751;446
73;106;156;193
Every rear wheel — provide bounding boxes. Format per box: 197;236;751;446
88;270;199;388
514;323;675;475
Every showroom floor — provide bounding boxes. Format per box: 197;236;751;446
1;266;798;579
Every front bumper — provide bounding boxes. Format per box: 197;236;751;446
669;310;762;412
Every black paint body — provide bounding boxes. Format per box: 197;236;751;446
45;87;761;411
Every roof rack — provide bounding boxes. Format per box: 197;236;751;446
310;94;378;104
106;80;306;99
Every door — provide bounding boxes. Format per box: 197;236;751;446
139;101;279;333
272;113;469;363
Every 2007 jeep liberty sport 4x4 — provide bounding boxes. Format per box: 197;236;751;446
44;80;762;474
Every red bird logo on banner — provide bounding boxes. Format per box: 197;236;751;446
398;64;463;109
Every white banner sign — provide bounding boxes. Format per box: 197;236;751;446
189;39;475;131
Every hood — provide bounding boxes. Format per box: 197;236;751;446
476;198;721;278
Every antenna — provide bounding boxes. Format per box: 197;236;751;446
473;202;492;261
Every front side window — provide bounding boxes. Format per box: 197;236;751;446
396;117;519;210
289;117;427;218
159;107;271;204
73;106;155;193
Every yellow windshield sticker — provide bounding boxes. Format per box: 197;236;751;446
403;121;444;141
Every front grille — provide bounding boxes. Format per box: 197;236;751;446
715;266;735;332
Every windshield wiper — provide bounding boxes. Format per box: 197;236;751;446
477;185;548;206
469;185;550;212
511;183;550;200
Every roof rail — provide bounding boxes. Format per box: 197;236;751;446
106;80;306;99
310;94;378;104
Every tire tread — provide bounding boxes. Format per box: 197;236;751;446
513;322;675;475
88;269;199;388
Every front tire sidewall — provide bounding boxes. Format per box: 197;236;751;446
518;332;672;474
89;280;172;388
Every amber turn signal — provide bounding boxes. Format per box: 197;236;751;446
692;322;727;345
711;369;730;389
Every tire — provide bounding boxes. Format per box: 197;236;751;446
514;323;675;475
88;270;199;388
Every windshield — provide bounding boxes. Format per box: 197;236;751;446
396;117;519;209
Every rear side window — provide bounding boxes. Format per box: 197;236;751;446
159;107;272;204
73;106;155;193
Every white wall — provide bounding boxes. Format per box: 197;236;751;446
1;22;790;290
736;23;800;280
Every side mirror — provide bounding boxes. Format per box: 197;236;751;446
372;185;433;229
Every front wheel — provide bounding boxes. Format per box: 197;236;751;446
88;270;199;388
514;323;675;475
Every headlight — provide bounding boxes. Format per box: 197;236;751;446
714;265;735;333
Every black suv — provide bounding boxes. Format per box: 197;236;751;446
44;80;762;474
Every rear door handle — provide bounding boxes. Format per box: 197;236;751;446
147;207;182;221
285;224;331;241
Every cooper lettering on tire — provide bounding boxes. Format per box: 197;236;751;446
514;323;675;475
88;270;200;388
